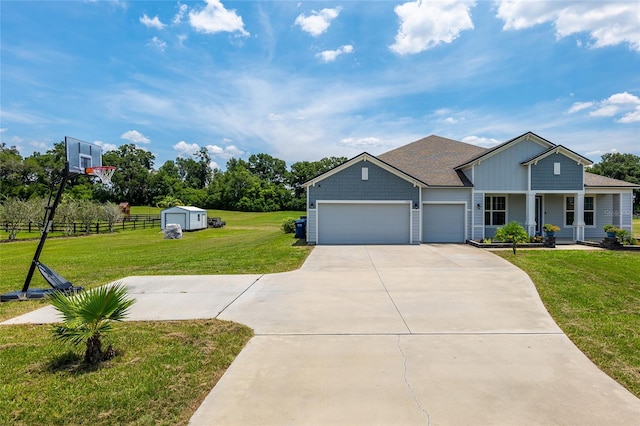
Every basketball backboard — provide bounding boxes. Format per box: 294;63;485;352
65;136;102;174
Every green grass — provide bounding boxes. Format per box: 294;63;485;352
0;210;311;321
0;319;252;425
495;250;640;398
0;209;307;424
634;218;639;238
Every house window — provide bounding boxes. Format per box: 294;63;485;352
584;196;594;226
484;196;506;226
361;167;368;180
554;162;561;175
565;196;595;226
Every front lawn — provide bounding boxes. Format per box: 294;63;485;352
496;250;640;398
0;209;308;424
0;319;252;425
0;210;311;321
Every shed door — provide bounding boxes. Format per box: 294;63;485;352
318;203;410;245
422;204;465;242
165;213;186;230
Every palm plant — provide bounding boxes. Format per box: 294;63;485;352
49;282;135;365
494;221;530;255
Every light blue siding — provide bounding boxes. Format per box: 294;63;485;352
308;159;419;206
543;194;574;239
473;139;547;191
531;154;583;191
508;194;526;226
307;209;317;244
411;210;420;244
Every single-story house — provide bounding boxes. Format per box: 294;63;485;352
160;206;207;231
303;132;638;245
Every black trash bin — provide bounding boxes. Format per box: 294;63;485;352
294;219;307;239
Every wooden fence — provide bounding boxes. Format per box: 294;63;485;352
3;217;161;235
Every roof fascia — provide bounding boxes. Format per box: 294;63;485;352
302;152;427;188
455;132;555;170
521;145;593;166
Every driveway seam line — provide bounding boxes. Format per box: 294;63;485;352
365;246;412;333
215;274;264;318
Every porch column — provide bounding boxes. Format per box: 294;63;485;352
574;192;585;241
525;192;536;236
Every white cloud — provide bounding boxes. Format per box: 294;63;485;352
177;34;188;47
189;0;249;36
618;108;640;124
140;14;166;30
29;140;48;150
148;36;167;51
390;0;476;55
94;141;118;151
0;128;7;133
173;141;200;157
339;137;385;148
586;148;618;156
316;45;354;63
496;1;640;52
444;117;458;124
121;130;151;144
173;4;188;25
589;104;619;117
295;7;342;37
570;92;640;122
462;135;500;147
205;144;244;159
567;101;594;114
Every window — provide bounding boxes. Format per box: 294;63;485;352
554;162;561;175
484;196;506;226
565;196;595;226
361;167;368;180
584;196;594;226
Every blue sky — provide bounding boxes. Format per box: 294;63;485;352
1;0;639;170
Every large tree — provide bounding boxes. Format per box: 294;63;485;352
103;144;155;205
590;153;640;211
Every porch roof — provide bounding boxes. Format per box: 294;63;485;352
584;172;640;188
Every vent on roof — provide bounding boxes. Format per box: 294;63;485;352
362;167;368;180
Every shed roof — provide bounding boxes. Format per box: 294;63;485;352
162;206;206;212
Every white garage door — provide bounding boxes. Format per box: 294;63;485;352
165;213;186;230
422;204;465;243
318;203;410;245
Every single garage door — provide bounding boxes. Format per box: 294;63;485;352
165;213;186;230
423;204;465;242
318;203;410;244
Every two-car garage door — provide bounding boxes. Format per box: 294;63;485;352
317;203;410;244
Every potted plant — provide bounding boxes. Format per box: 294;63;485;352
542;224;560;236
603;224;619;238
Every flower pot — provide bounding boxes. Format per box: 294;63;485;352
545;231;555;237
606;232;616;238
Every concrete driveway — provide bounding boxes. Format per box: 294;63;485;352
4;245;640;425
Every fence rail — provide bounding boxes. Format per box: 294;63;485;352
2;218;161;235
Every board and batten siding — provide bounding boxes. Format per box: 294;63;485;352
307;159;420;206
531;154;583;191
472;139;547;191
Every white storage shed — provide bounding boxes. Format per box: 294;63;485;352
161;206;207;231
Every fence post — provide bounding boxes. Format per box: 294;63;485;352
96;223;100;234
73;223;76;234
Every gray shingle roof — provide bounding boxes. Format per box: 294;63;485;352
378;135;488;186
584;172;639;187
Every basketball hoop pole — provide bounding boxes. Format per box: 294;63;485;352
21;164;70;293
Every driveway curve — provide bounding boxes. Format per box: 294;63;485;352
5;245;640;425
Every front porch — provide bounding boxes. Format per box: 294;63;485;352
473;191;633;242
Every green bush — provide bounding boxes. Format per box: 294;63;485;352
281;217;296;234
494;221;530;254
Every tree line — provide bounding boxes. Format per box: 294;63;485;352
0;141;347;212
2;142;638;212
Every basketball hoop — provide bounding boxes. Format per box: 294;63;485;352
87;166;116;185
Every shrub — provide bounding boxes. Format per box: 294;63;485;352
494;221;530;255
281;217;296;234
